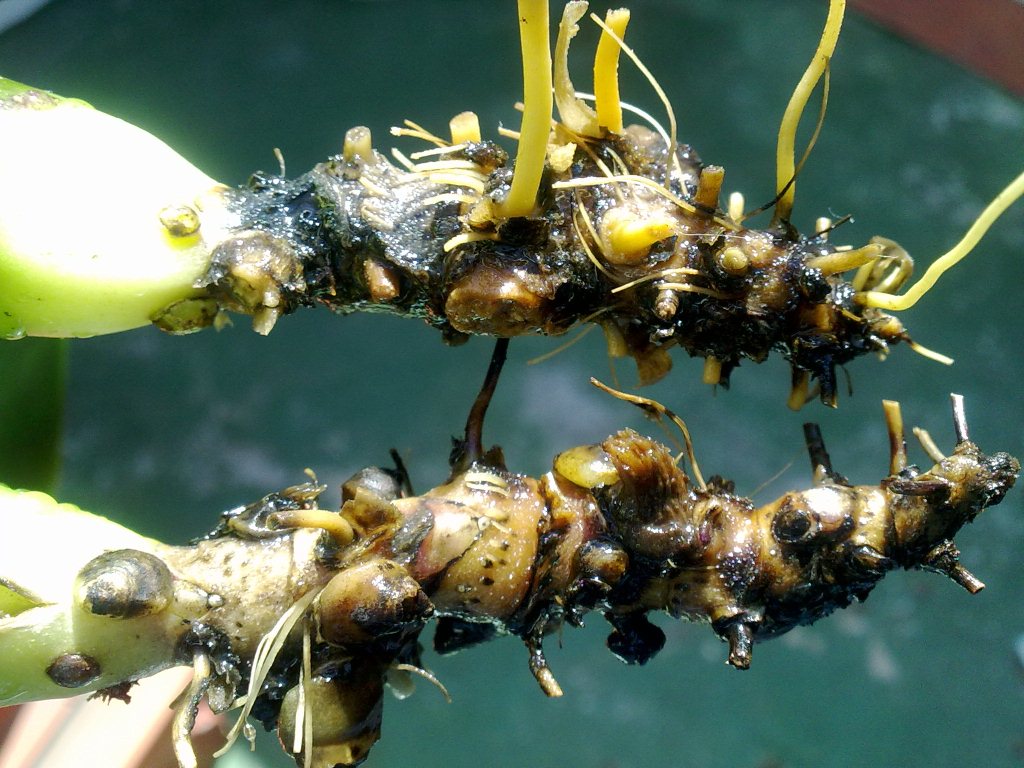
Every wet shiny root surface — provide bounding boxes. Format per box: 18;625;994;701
3;2;1022;767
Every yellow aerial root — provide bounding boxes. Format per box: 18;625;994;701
774;0;845;223
805;243;882;276
858;169;1024;310
593;8;630;134
499;0;553;218
589;11;680;188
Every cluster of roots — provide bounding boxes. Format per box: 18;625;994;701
148;0;1024;408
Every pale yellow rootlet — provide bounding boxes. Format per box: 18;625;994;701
858;169;1024;310
774;0;845;223
499;0;553;218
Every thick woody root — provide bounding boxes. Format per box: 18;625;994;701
1;395;1015;766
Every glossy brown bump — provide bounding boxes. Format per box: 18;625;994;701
771;500;815;544
74;549;174;619
444;263;549;336
577;539;628;586
316;558;432;646
158;204;200;236
46;653;102;688
364;258;400;302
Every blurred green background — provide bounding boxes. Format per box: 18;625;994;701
1;1;1022;766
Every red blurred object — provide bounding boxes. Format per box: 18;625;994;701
0;670;222;768
850;0;1024;96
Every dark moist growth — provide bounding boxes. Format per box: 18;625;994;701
162;125;913;406
148;0;987;409
62;390;1017;766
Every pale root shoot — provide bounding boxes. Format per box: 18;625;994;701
882;399;908;475
215;587;320;757
588;11;680;187
913;426;947;463
172;651;213;768
788;371;811;411
857;169;1024;310
906;340;954;366
390;662;453;703
499;0;553;218
805;243;883;276
449;111;482;144
554;2;602;137
593;9;631;134
774;0;845;223
266;508;355;547
703;356;722;385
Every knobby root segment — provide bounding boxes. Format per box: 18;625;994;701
774;0;845;223
1;390;1016;768
4;0;1022;404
